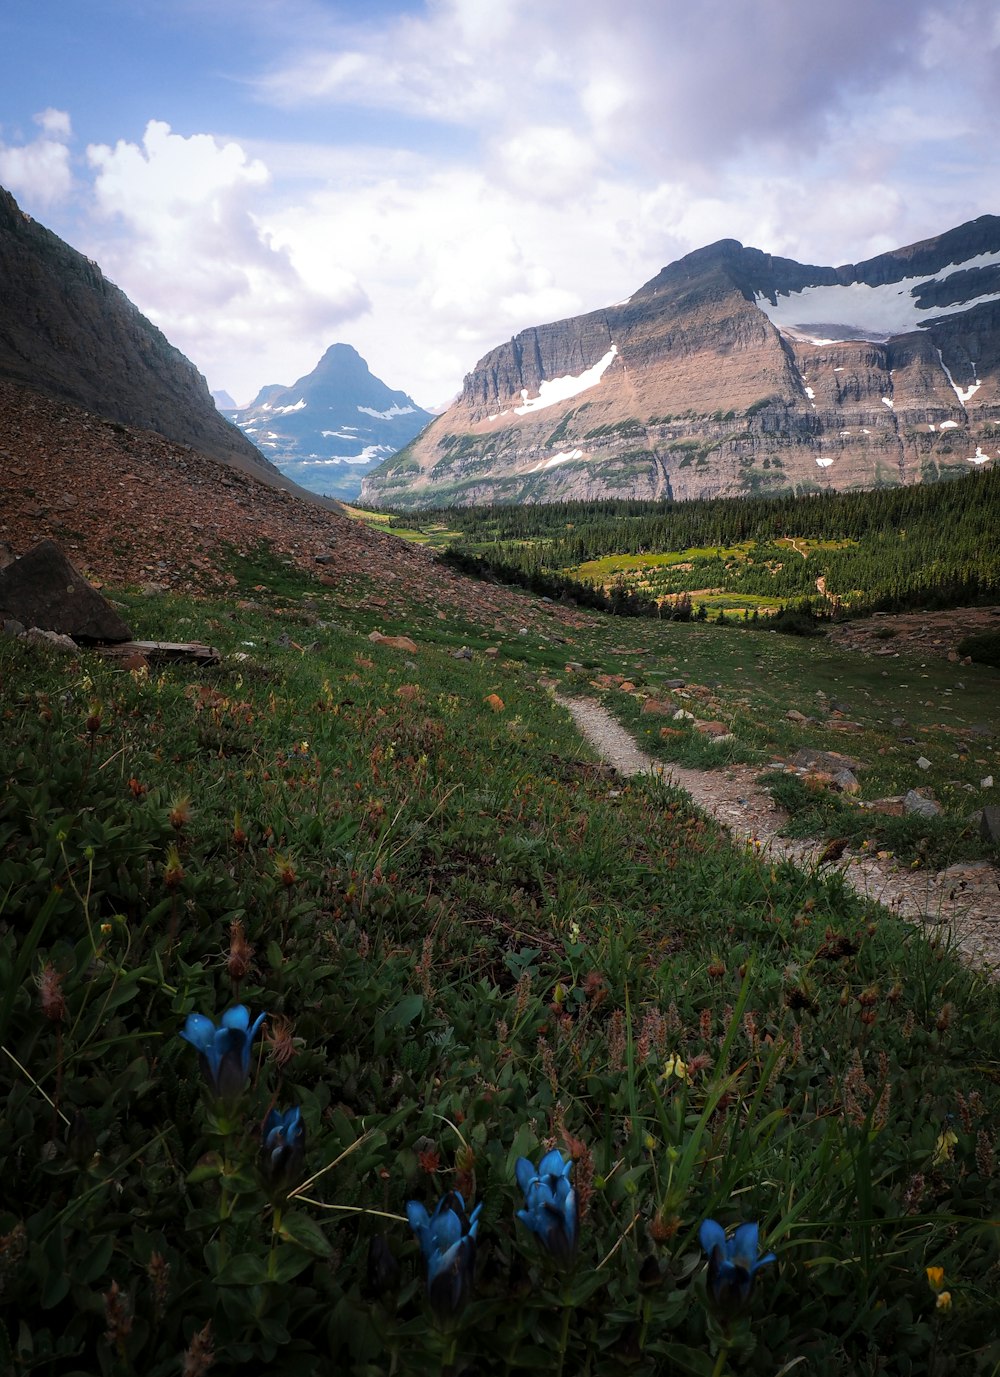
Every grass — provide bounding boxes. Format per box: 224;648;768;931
0;543;998;1375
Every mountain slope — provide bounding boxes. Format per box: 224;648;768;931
0;183;268;474
361;217;1000;509
224;343;433;499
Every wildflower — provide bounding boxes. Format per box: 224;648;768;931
936;1290;952;1312
926;1266;945;1293
180;1004;266;1101
515;1148;578;1267
699;1219;775;1317
933;1128;958;1166
260;1106;306;1194
407;1190;480;1319
662;1053;687;1081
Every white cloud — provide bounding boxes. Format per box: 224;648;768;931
83;121;369;400
0;109;73;208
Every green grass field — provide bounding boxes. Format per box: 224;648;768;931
1;543;997;1375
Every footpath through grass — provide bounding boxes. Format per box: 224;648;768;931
1;552;998;1375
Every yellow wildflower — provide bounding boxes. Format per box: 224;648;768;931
925;1266;945;1293
662;1054;687;1081
933;1129;958;1165
936;1291;952;1312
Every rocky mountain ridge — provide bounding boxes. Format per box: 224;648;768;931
222;343;433;500
0;184;269;476
361;217;1000;509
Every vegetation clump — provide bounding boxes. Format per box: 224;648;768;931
0;562;997;1374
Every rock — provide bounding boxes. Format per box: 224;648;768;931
564;661;584;672
791;747;864;774
979;806;1000;844
314;553;335;565
827;720;863;732
483;694;504;712
24;626;77;652
904;790;943;819
867;796;906;817
369;630;419;653
140;581;169;596
785;709;809;723
693;719;730;738
658;726;685;739
661;679;686;689
2;617;25;638
484;647;499;659
916;756;932;770
982;775;994;789
673;709;696;722
641;697;677;716
833;769;860;794
0;540;132;642
594;673;624;688
451;646;473;660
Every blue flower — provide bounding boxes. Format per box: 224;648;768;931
515;1148;578;1267
261;1105;306;1193
406;1190;481;1319
699;1219;775;1316
180;1005;266;1101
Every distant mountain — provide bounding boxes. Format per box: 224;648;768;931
223;344;433;500
212;389;240;410
361;217;1000;509
0;183;269;475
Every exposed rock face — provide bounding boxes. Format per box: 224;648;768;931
0;538;132;641
223;343;433;500
361;218;1000;509
0;184;270;474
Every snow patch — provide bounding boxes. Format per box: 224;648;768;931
967;447;993;465
939;419;960;430
526;449;586;473
816;458;834;468
882;397;894;410
804;385;815;399
936;349;981;404
513;345;618;415
756;248;1000;341
357;403;417;420
272;398;307;416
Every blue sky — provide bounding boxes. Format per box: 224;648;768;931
2;0;998;408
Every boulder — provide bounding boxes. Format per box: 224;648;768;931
642;697;677;716
904;790;943;819
980;806;1000;845
368;630;419;653
791;747;865;775
0;540;132;642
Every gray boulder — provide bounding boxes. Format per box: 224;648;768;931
0;540;132;642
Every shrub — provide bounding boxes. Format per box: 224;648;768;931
956;628;1000;666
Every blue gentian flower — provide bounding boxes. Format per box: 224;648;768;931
180;1004;266;1101
699;1219;775;1316
261;1105;306;1193
515;1148;578;1266
406;1190;481;1318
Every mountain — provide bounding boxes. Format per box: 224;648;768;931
0;184;269;476
360;217;1000;510
223;344;433;500
212;389;240;410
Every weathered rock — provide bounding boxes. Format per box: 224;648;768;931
0;540;132;642
833;769;860;794
792;747;865;774
916;756;932;770
693;719;731;738
979;805;1000;844
641;697;677;716
24;626;77;652
369;630;419;653
904;789;943;819
785;709;809;723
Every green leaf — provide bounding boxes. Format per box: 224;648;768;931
277;1210;333;1257
214;1253;271;1286
381;993;424;1029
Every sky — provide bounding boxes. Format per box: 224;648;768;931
1;1;998;411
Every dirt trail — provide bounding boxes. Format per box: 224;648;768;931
560;695;1000;977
